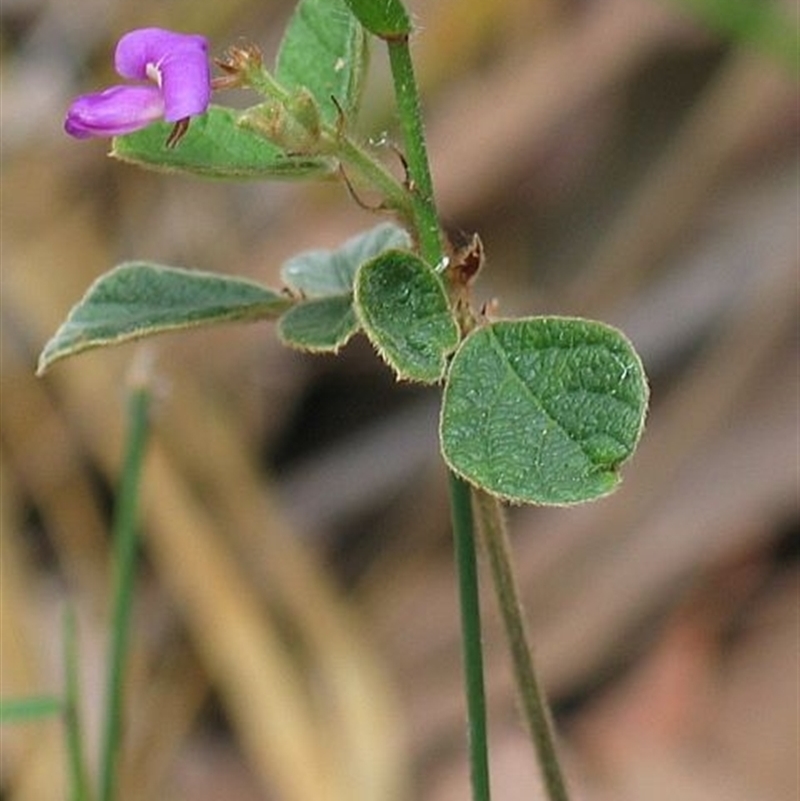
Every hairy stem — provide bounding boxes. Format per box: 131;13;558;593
242;59;413;222
473;490;570;801
334;132;415;223
386;38;444;266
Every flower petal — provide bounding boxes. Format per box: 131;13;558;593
115;27;208;82
158;47;212;121
64;85;165;138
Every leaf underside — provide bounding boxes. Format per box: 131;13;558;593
278;223;410;352
278;295;358;352
38;262;289;373
281;222;411;297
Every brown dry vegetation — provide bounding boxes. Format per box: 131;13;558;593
1;0;797;799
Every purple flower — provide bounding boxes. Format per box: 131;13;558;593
64;28;211;140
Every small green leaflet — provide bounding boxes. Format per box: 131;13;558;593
281;222;411;297
276;0;369;124
38;262;290;373
354;249;459;383
278;295;357;352
278;222;411;352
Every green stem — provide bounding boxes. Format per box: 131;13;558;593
63;608;92;801
247;67;290;102
334;132;415;223
473;491;570;801
449;474;493;801
386;38;445;266
386;31;491;801
246;62;414;222
99;373;152;801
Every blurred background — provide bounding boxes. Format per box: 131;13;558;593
1;0;797;799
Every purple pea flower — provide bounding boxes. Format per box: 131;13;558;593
64;28;211;144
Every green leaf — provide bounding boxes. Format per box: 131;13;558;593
440;318;649;505
342;0;412;39
111;106;337;180
38;262;290;374
354;250;459;383
276;0;369;124
278;295;358;352
281;222;411;297
278;223;410;353
1;696;62;724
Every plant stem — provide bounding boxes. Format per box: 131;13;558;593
386;38;445;266
334;132;415;223
384;32;492;800
473;491;570;801
64;607;92;801
246;61;414;222
448;474;493;801
99;369;152;801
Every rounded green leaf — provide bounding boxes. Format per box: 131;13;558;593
354;250;459;383
343;0;412;39
281;222;411;297
38;262;290;374
278;295;358;352
111;106;336;180
440;318;649;505
276;0;369;124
